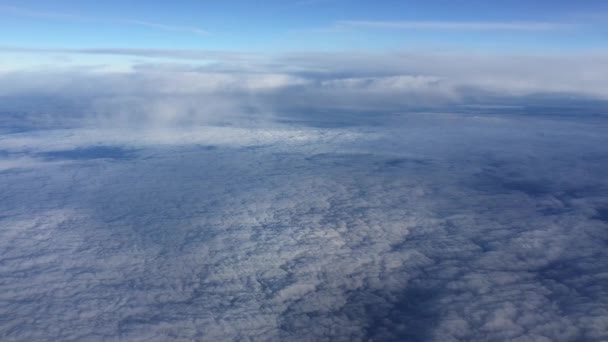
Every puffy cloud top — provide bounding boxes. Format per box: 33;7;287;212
0;51;607;341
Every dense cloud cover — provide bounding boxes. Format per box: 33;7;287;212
1;51;608;129
0;53;608;341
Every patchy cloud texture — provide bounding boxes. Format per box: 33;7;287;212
0;53;608;341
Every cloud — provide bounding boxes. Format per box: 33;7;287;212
0;5;209;36
0;47;255;62
0;43;608;342
275;51;608;100
4;48;608;103
0;110;607;340
294;0;337;6
336;20;570;31
1;8;608;342
1;51;607;133
0;4;81;20
115;19;209;36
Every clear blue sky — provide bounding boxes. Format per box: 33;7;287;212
0;0;606;61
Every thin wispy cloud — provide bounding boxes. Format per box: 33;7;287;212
294;0;336;6
0;5;79;19
0;47;254;62
0;5;209;36
116;20;209;36
337;20;570;31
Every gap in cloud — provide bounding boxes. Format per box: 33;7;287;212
37;146;137;161
592;208;608;223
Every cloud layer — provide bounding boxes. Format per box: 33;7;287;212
1;51;607;122
1;111;607;341
0;51;607;135
0;53;607;341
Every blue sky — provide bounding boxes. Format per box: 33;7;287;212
1;0;607;52
0;0;607;72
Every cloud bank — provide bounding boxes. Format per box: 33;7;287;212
0;50;607;130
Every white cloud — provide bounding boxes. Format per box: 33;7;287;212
1;52;607;135
0;112;607;340
336;20;570;31
1;48;608;341
3;48;608;102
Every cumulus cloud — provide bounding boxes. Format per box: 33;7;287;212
1;51;607;129
1;111;607;341
0;69;310;129
1;50;608;341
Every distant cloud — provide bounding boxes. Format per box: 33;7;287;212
336;20;570;31
0;47;252;62
1;50;608;114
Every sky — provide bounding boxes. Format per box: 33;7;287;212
1;0;608;67
1;1;608;341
